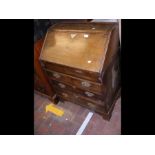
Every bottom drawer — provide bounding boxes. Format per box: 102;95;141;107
57;90;107;114
56;89;105;106
58;91;117;121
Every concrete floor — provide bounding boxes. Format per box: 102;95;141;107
34;93;121;135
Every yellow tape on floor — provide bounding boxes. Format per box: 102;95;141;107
45;104;64;117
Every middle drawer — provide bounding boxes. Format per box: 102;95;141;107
51;80;105;101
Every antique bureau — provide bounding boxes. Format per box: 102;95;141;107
39;22;120;120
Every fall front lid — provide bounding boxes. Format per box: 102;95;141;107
40;23;116;73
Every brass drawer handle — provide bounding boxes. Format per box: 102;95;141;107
85;91;94;97
81;81;91;87
58;83;66;88
53;72;61;78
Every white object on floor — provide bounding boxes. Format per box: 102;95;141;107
76;112;94;135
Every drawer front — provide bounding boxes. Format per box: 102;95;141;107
56;89;105;108
45;69;105;95
42;60;102;83
52;80;105;100
57;91;106;114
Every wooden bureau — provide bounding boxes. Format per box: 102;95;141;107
39;22;120;120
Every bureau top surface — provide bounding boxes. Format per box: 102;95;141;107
40;23;116;73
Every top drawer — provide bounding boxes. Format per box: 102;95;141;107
41;60;101;83
40;22;119;83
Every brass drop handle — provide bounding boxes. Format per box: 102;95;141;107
81;81;91;87
85;91;94;97
53;72;61;78
58;83;66;88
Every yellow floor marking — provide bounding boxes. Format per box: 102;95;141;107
45;104;64;117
